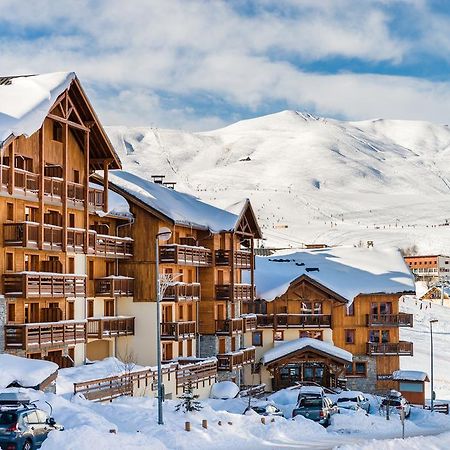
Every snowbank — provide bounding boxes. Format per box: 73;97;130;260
0;354;58;389
210;381;239;400
261;337;353;364
0;72;75;145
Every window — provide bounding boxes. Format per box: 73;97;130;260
73;169;80;184
369;329;390;343
299;330;323;340
6;203;13;221
88;260;94;280
87;300;94;318
104;299;114;316
162;342;173;361
7;303;15;322
346;303;355;316
68;301;75;320
178;341;183;357
252;331;263;347
301;301;322;314
218;338;226;353
25;254;39;272
24;206;38;222
371;302;392;315
346;361;367;377
187;339;193;357
273;330;284;341
178;305;184;321
345;329;355;344
6;253;13;271
68;257;75;274
52;121;63;142
69;213;75;228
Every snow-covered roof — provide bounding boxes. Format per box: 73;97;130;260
250;246;415;303
107;170;241;233
261;338;353;365
0;354;58;389
0;72;75;147
392;370;429;382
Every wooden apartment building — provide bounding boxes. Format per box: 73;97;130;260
243;247;416;392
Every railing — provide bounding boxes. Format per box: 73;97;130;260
367;313;413;327
239;384;266;398
43;176;63;200
159;244;212;267
243;315;257;332
366;341;414;356
161;321;196;340
4;321;87;350
162;283;200;301
217;347;256;371
95;234;133;258
94;277;134;297
3;273;86;298
67;181;84;203
256;314;332;328
88;187;105;209
176;360;217;391
215;318;244;335
215;283;254;301
14;168;39;195
215;249;252;269
43;225;63;250
87;317;135;339
3;222;39;248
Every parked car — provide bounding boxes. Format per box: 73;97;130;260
0;400;63;450
250;403;284;417
381;390;411;418
292;389;338;426
335;391;371;413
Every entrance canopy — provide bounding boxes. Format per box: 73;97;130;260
262;338;353;366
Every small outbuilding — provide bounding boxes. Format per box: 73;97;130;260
392;370;429;406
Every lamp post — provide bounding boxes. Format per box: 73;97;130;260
155;227;172;425
430;319;438;412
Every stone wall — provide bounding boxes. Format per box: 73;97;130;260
346;356;377;393
0;296;6;352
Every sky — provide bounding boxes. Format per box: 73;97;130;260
1;0;450;131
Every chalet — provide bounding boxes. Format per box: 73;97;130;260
419;285;450;307
0;72;135;367
242;247;416;392
94;170;262;381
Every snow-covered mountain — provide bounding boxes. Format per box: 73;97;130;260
106;111;450;252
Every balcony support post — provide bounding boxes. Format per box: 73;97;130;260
84;129;90;251
38;126;45;249
8;140;14;195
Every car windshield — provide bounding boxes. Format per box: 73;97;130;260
299;398;322;408
338;397;358;403
383;399;401;407
0;412;17;426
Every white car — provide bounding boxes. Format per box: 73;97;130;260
335;391;371;413
381;390;411;418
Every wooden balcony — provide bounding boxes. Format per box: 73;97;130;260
256;314;332;328
3;273;86;298
94;276;134;297
215;283;254;301
217;347;256;371
366;341;414;356
14;168;39;196
162;282;200;301
87;316;135;339
4;222;39;248
88;186;105;209
161;321;196;340
367;313;413;327
243;315;257;332
43;176;63;200
159;244;212;267
4;321;87;350
95;234;133;258
215;249;252;269
215;318;244;335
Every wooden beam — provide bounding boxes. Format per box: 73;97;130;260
38;125;45;249
84;130;90;252
103;159;109;213
8;141;14;195
62;100;69;253
47;113;90;132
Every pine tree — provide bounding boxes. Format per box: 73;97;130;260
175;382;203;413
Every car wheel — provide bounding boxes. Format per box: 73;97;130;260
323;416;330;428
23;440;33;450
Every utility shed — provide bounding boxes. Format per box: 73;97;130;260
392;370;429;406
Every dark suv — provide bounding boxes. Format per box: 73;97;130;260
0;406;63;450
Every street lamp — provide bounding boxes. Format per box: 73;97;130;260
155;227;172;425
430;319;438;412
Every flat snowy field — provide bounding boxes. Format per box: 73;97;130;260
106;111;450;253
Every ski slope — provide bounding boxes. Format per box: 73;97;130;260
106;111;450;252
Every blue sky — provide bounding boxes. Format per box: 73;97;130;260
1;0;450;130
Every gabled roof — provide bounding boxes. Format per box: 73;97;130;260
250;246;415;303
261;338;353;365
0;72;120;169
103;170;259;234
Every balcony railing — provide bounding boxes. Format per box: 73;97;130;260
88;187;105;209
217;347;256;371
243;315;257;332
366;341;414;356
3;273;86;298
159;244;212;267
87;317;135;339
367;313;413;327
215;249;252;269
215;318;244;335
256;314;332;328
14;168;39;196
161;321;196;340
4;321;87;350
215;283;254;301
94;276;134;297
3;222;133;258
162;283;200;302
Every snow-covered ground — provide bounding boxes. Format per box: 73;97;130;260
106;111;450;253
